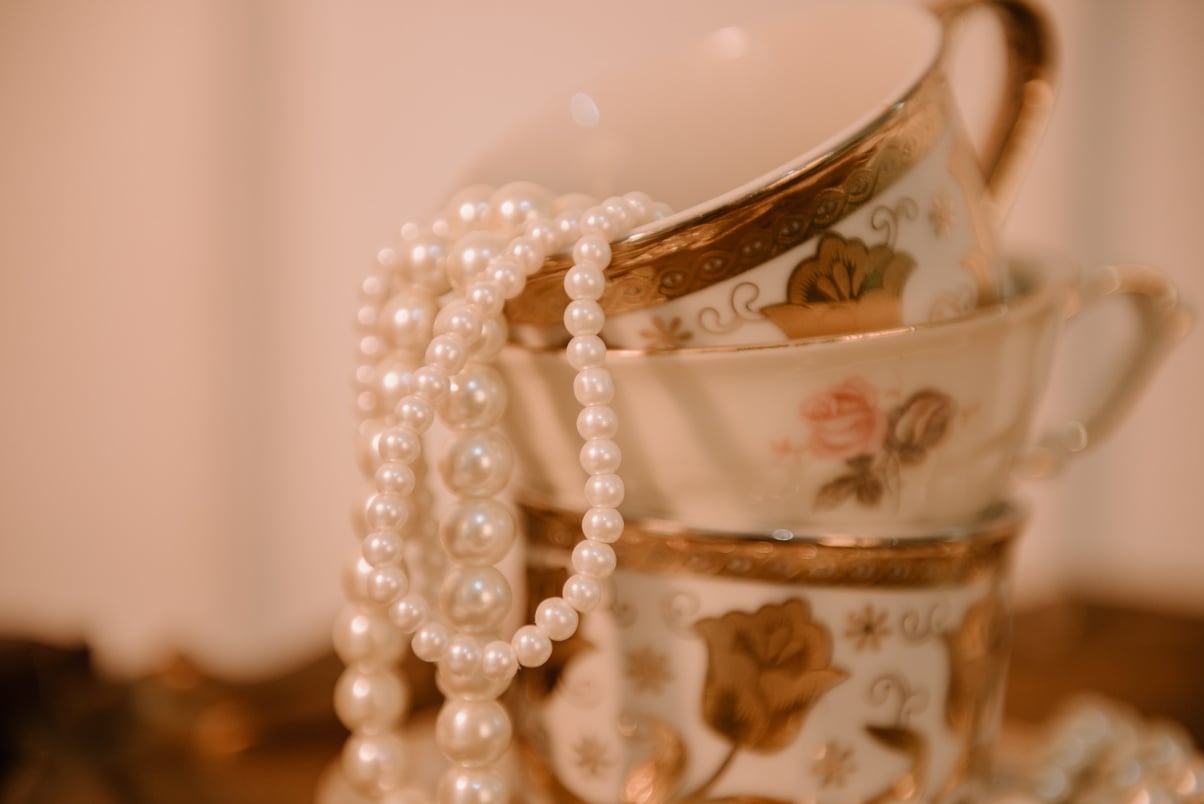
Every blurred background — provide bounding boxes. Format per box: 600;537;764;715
0;0;1201;796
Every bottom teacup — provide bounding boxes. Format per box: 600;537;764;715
514;501;1025;804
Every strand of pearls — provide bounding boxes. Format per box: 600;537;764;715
334;182;667;803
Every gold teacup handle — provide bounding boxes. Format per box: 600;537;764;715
931;0;1057;213
1018;264;1194;480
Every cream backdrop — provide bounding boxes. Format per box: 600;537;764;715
0;0;1200;678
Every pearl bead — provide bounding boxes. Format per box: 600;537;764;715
582;506;624;543
335;666;408;733
402;231;451;296
373;356;417;414
572;540;617;578
439;566;511;634
360;273;389;303
472;316;508;363
573;367;614;405
579;205;619;238
555;192;598;213
489;181;555;234
358;334;383;360
564;300;605;336
652;201;674;219
442;634;483;678
410;366;449;405
564;263;606;302
584;473;625;508
435;699;512;767
535;597;579;641
623;191;655;223
412;621;450;662
363;529;405;567
426;333;470;376
523;218;561;257
365;492;410;530
579;438;621;475
446;231;506;293
333;606;407;666
380;290;437;352
389;593;430;633
440;430;513;497
377;427;422;464
511;625;553;668
465;281;504;319
553;209;583;245
505;236;546;277
444;184;495;233
367;564;409;604
436;767;508;804
572;234;611;266
563;574;603;613
577;405;619;439
395;395;435;434
444;365;507;431
488;256;526;299
481;640;518;682
376;461;417;496
566;334;606;369
440;498;516;565
344;557;380;605
434;300;485;349
342;732;408;795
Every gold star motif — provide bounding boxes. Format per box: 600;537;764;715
845;604;892;652
572;734;613;779
625;645;672;695
638;315;695;349
812;740;856;788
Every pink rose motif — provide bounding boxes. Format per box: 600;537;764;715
800;377;889;460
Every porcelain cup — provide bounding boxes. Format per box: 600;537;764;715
455;0;1055;347
496;254;1191;533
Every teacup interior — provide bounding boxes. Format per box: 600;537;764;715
460;1;940;218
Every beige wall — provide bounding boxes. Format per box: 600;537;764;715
1;0;1200;678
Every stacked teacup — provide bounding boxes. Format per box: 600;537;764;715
441;2;1192;802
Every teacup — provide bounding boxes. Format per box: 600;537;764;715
456;0;1055;346
496;254;1191;533
516;500;1026;803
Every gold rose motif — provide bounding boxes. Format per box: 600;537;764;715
761;232;917;339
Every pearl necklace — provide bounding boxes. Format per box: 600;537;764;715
334;182;667;803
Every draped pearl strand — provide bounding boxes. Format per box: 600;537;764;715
334;182;667;802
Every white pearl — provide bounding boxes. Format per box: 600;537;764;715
652;201;674;219
523;217;561;257
553;209;583;246
623;191;655;224
389;593;430;633
573;366;614;405
368;564;409;604
566;334;606;369
363;529;405;567
582;506;624;543
375;461;417;496
373;356;417;414
465;281;504;319
505;236;546;277
562;573;603;613
402;231;452;296
360;272;389;303
376;426;422;464
434;299;484;350
440;430;514;497
480;640;518;682
444;184;495;233
335;666;408;733
584;473;625;508
487;256;526;299
535;597;579;641
579;205;619;238
436;767;508;804
365;492;410;530
489;180;555;234
435;667;511;703
511;624;553;668
564;263;606;302
579;439;621;475
344;555;389;604
435;699;512;767
440;498;516;565
342;732;408;795
439;565;511;634
555;192;598;212
380;290;437;352
426;333;469;376
572;234;611;266
564;300;604;336
446;231;506;293
410;366;449;405
412;621;450;662
358;334;383;360
577;405;618;439
396;395;435;434
601;196;633;230
441;634;483;678
333;606;407;666
572;540;617;578
472;316;508;363
444;365;507;431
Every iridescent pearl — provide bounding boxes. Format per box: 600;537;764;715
579;438;621;475
584;473;625;508
534;597;579;641
335;666;408;733
562;573;603;613
576;405;619;440
489;181;556;234
572;234;611;266
553;209;583;246
343;557;380;605
440;430;513;498
505;236;546;277
523;218;562;257
412;621;450;662
333;606;407;666
572;540;617;578
601;196;633;230
446;231;506;293
360;272;389;303
439;565;511;634
436;767;508;804
480;640;518;683
342;732;408;795
440;498;516;565
435;699;512;767
565;334;606;369
367;564;409;604
582;506;623;543
433;299;484;349
465;281;504;319
375;461;417;496
373;355;417;414
471;316;508;363
389;593;430;633
564;300;605;336
564;263;606;302
356;303;378;330
444;365;507;431
365;492;410;530
363;529;405;567
487;256;526;299
573;367;614;405
376;427;422;465
511;624;552;668
396;394;435;433
623;191;655;223
426;333;470;376
579;205;619;238
443;184;495;234
410;366;449;405
402;231;451;296
441;634;482;677
380;290;437;352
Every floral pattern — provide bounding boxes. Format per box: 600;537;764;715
625;645;673;695
760;232;917;339
929;189;955;237
573;734;614;779
845;604;892;652
638;315;695;349
812;741;857;789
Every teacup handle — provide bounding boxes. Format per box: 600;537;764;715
1018;264;1194;480
930;0;1057;213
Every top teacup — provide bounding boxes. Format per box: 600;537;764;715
457;0;1054;347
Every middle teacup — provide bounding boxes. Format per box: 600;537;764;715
497;254;1188;533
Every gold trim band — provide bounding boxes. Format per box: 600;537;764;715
520;500;1024;588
